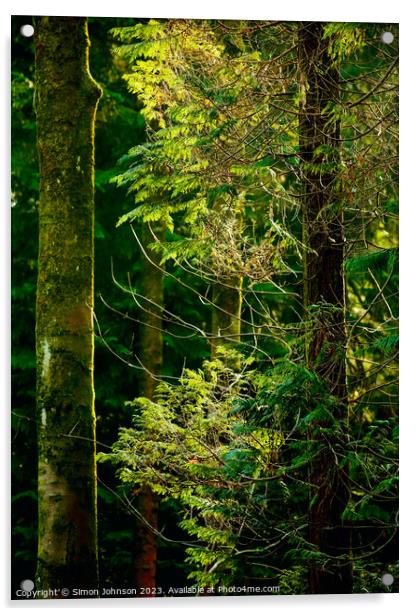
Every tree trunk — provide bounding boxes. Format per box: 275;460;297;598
34;17;101;593
298;22;352;594
211;277;242;356
133;224;163;591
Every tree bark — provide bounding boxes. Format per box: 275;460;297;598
133;223;163;591
211;277;242;356
34;17;101;593
298;22;352;594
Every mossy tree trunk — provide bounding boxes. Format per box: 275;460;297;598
34;17;101;593
298;22;352;594
133;224;164;591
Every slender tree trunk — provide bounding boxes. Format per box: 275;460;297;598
298;22;352;594
34;17;101;593
211;277;242;356
133;224;163;591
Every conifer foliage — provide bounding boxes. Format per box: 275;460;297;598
101;19;398;594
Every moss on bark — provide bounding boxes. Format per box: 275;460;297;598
34;17;101;593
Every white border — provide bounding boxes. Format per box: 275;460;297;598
2;1;414;614
4;0;402;21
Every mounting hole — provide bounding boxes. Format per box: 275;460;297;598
381;572;394;586
20;579;34;591
20;24;34;38
381;31;394;44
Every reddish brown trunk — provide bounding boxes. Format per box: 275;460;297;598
298;22;352;594
134;489;159;591
133;223;164;592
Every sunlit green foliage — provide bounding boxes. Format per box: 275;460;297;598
102;18;398;594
